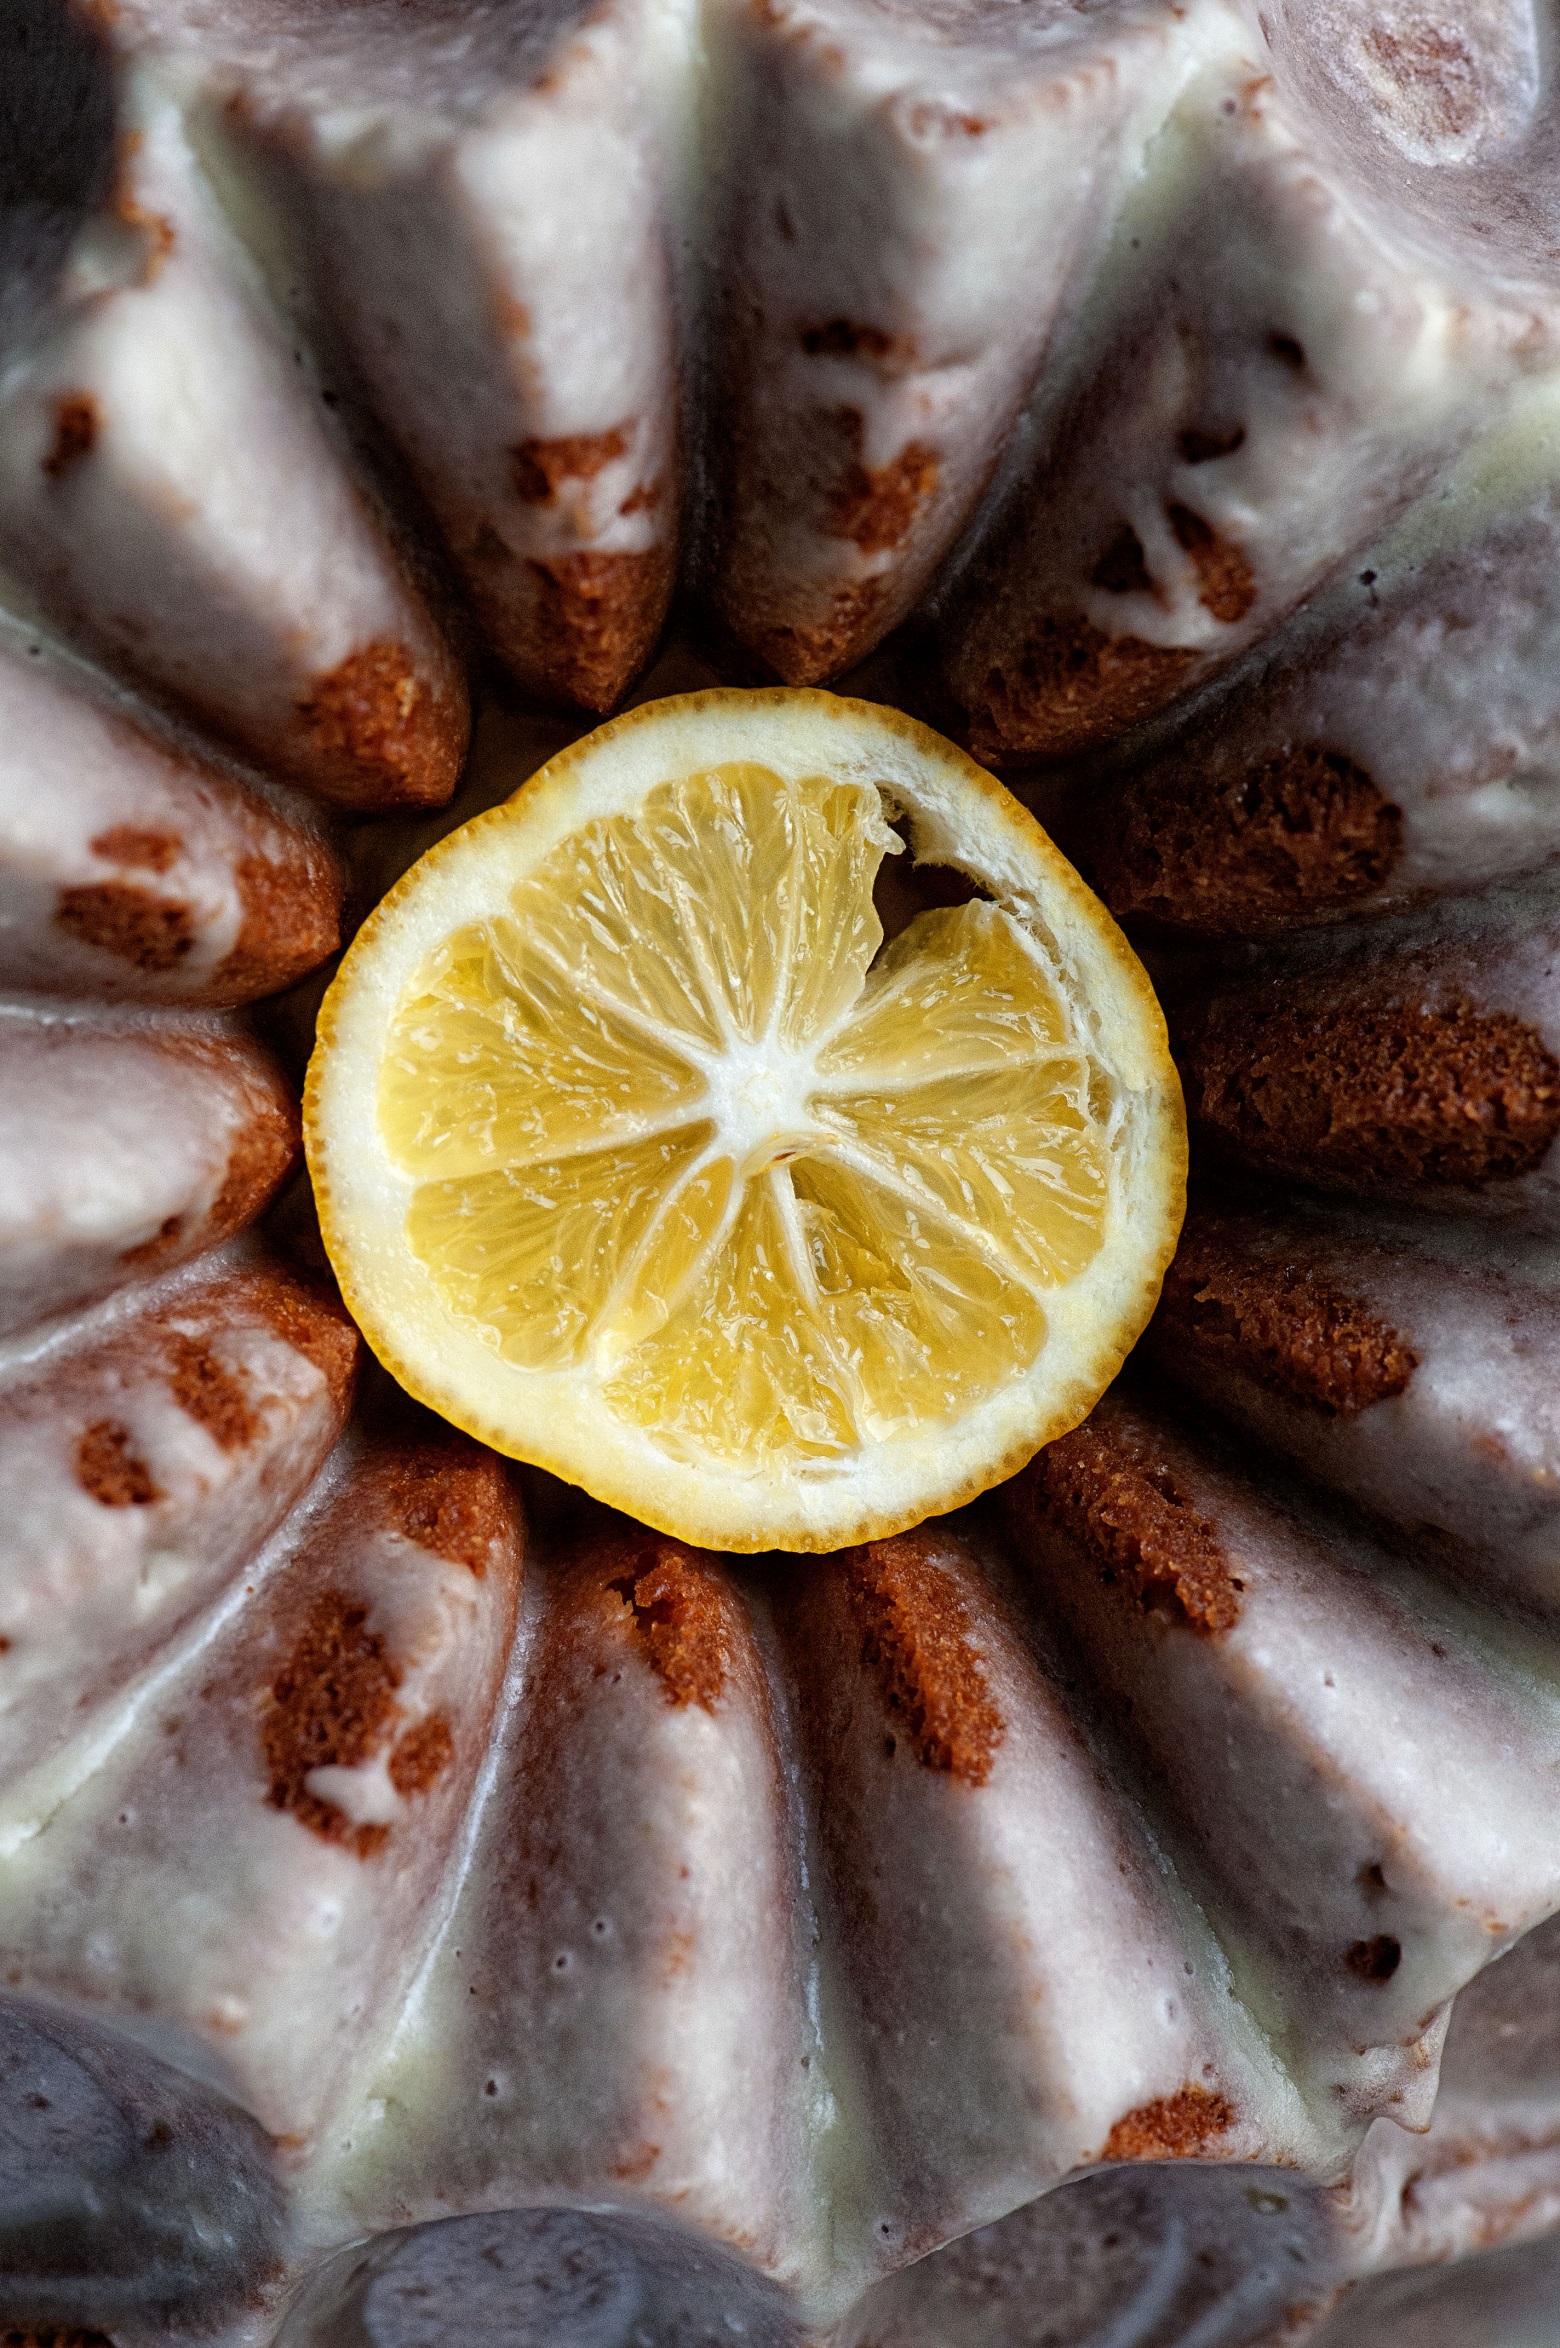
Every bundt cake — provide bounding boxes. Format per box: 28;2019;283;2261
4;0;1560;2340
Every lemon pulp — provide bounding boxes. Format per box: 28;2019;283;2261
379;760;1110;1471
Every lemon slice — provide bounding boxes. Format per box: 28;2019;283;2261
306;690;1185;1550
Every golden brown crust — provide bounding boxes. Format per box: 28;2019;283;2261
375;1439;513;1577
195;1052;303;1250
239;1265;361;1390
526;547;675;713
708;398;937;683
1101;2084;1235;2161
833;1533;1004;1785
1177;990;1560;1194
964;615;1196;765
1090;745;1402;934
748;579;888;686
296;640;466;809
216;848;342;1004
1152;1215;1418;1415
1016;1411;1240;1636
107;1041;298;1277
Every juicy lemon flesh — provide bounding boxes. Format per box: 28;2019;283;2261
379;761;1110;1471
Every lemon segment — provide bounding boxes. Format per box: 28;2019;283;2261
308;690;1186;1551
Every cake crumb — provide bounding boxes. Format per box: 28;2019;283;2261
164;1332;259;1451
1155;1217;1418;1414
836;1533;1004;1785
260;1588;401;1857
828;428;939;554
526;548;673;713
1091;744;1401;931
1103;2084;1234;2160
54;882;195;971
389;1711;454;1798
1167;502;1256;623
970;615;1196;762
606;1541;731;1710
380;1441;510;1576
77;1420;160;1508
90;825;180;872
1178;990;1560;1192
1020;1412;1240;1635
297;639;461;805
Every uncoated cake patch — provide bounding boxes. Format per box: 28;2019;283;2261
1177;990;1560;1193
835;1532;1004;1785
526;548;674;713
250;1272;360;1388
88;824;179;872
163;1331;260;1452
296;639;462;805
205;1088;302;1243
221;849;342;1002
1022;1413;1240;1636
1102;2083;1234;2160
1154;1217;1418;1415
54;882;196;971
1167;503;1256;624
826;420;939;555
1091;745;1402;932
968;614;1196;763
604;1536;732;1711
260;1588;402;1858
754;577;887;685
378;1439;510;1576
387;1711;455;1798
76;1419;161;1507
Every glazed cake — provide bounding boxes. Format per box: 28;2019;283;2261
4;0;1560;2341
